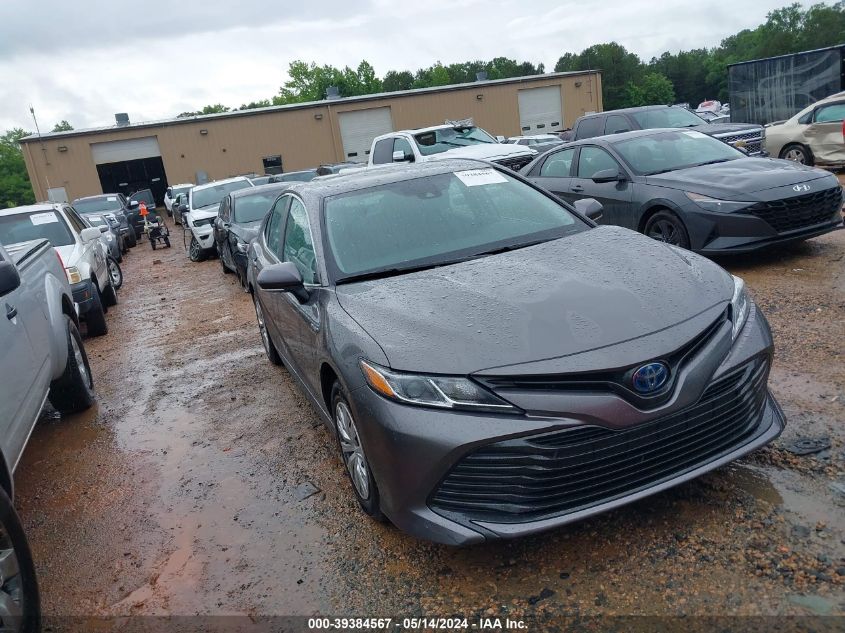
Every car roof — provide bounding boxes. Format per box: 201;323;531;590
230;182;289;199
192;176;251;192
284;158;499;198
0;202;63;217
73;194;121;202
582;105;677;117
563;128;675;146
169;183;194;188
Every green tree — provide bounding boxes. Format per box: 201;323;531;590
555;43;644;109
627;72;676;106
0;128;35;209
176;104;231;118
383;70;414;92
238;99;273;110
51;120;73;132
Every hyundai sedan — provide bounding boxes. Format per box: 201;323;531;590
247;159;785;545
522;129;843;254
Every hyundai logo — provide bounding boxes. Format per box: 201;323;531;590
631;362;670;394
793;184;811;192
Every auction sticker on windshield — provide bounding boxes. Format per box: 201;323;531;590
30;212;59;225
455;168;508;187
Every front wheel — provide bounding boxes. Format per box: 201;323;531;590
0;486;41;633
107;258;122;290
48;314;95;414
188;237;205;262
125;230;137;248
85;284;108;336
644;211;691;250
780;143;813;165
332;382;384;521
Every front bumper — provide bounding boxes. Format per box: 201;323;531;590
348;304;784;545
191;225;215;250
71;280;96;315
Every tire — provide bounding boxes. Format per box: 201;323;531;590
125;230;137;248
151;240;157;251
48;315;95;414
331;382;384;521
164;236;170;248
780;143;813;166
644;210;691;250
253;294;282;366
188;236;205;262
0;486;41;633
106;258;122;291
85;284;108;337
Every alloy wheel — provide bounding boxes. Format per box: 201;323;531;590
335;401;370;500
108;260;122;287
648;219;682;245
253;297;271;355
0;525;24;631
189;238;201;261
784;147;806;164
70;330;92;390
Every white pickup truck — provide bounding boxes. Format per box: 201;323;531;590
0;239;96;628
368;123;536;171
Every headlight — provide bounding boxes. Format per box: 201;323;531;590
359;360;519;413
730;275;749;341
685;192;752;213
65;266;82;284
192;217;215;227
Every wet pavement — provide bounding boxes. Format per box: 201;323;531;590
13;217;845;622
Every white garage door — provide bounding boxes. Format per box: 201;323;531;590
90;136;161;165
338;107;393;162
518;87;563;135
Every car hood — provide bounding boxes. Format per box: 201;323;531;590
694;122;760;135
428;143;534;162
645;157;832;196
190;207;220;221
335;226;733;375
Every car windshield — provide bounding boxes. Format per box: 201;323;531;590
274;171;317;183
73;196;122;213
413;126;496;156
173;185;192;197
130;190;155;205
86;215;108;227
324;168;586;281
192;180;252;210
630;107;707;129
234;192;281;223
613;130;743;176
0;210;75;247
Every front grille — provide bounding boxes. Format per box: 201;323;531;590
494;155;534;171
714;130;763;154
431;358;770;523
746;186;842;233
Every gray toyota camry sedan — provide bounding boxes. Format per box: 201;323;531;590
247;159;785;545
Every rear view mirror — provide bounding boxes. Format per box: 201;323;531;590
591;169;623;183
80;227;102;243
257;262;309;302
574;198;604;222
0;261;21;297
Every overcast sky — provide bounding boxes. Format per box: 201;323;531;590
0;0;814;132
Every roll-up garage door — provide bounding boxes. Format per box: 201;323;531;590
90;136;161;164
338;107;393;162
518;87;563;134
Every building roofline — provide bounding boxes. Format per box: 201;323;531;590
19;70;600;144
727;44;844;68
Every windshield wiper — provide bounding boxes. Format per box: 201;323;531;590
697;158;734;166
337;262;450;284
462;238;551;260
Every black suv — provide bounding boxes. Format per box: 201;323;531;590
566;105;766;156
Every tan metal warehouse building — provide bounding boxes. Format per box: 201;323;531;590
20;70;602;204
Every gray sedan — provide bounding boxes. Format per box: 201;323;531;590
247;159;784;545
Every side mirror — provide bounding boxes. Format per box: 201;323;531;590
591;169;623;183
80;227;102;243
128;200;140;210
0;261;21;297
574;198;604;222
257;262;309;302
98;225;109;233
392;150;413;163
496;135;506;143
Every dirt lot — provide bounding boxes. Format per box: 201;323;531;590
13;216;845;626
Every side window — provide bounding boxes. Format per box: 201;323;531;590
371;139;394;165
64;207;86;234
814;103;845;123
576;117;603;139
539;148;576;178
393;137;413;160
218;198;228;222
577;146;621;179
604;115;631;135
282;198;317;284
265;196;288;258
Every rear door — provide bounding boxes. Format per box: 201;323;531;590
526;147;576;203
569;146;634;228
804;101;845;164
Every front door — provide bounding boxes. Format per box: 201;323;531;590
569;146;634;228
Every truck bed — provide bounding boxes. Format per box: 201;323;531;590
3;239;51;268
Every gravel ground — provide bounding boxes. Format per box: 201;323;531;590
12;213;845;625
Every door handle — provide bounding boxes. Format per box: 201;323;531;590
570;185;584;193
6;304;17;320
